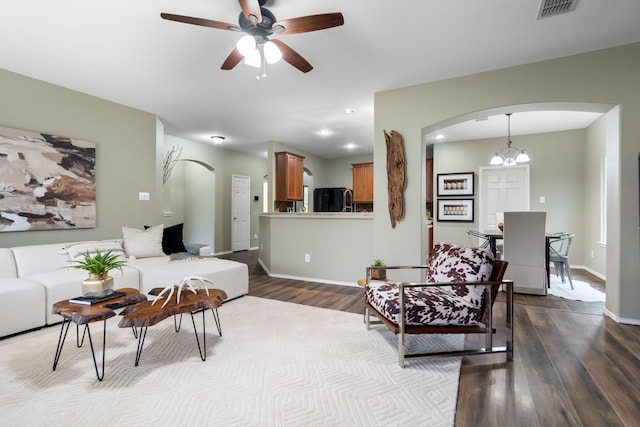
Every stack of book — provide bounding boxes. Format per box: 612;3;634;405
69;291;126;305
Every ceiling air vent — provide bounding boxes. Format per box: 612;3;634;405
537;0;578;19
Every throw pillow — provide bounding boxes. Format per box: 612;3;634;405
145;223;186;254
162;223;186;254
122;224;165;258
426;243;494;307
63;241;126;262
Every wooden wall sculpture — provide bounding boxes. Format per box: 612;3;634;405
384;130;406;228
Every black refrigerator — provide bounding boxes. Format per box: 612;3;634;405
314;187;348;212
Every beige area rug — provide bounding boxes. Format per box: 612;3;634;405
548;275;606;302
0;296;462;426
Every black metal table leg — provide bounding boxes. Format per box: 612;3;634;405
191;309;207;361
210;307;222;336
85;321;107;381
53;319;71;371
133;326;149;366
54;319;108;381
76;323;88;347
174;313;183;332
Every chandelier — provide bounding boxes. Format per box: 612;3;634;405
489;113;531;166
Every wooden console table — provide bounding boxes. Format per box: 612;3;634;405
118;287;227;366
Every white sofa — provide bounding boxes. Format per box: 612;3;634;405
0;239;248;338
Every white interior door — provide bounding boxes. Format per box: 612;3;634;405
479;165;530;231
231;175;250;252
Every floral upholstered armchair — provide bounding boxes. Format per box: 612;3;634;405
364;243;513;367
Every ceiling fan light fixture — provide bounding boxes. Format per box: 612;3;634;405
263;40;282;64
244;49;261;68
236;34;256;56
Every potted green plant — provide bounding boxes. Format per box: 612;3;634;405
68;249;127;297
370;259;387;280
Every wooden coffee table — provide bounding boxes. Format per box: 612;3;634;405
51;288;147;381
118;287;227;366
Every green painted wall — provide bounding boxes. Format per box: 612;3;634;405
433;128;590;270
0;68;160;247
374;42;640;323
164;135;268;253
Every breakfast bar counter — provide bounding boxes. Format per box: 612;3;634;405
259;212;374;285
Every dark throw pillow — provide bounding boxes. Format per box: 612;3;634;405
145;223;186;254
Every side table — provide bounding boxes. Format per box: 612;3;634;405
51;288;147;381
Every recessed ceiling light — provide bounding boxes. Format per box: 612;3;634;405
435;134;445;140
318;129;332;136
211;135;225;144
345;143;356;150
345;108;355;114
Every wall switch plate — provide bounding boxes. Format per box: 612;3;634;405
539;196;545;203
139;192;150;201
304;254;310;263
253;234;258;240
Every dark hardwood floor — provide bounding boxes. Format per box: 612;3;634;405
220;250;640;427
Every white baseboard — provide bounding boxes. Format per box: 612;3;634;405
257;258;358;287
572;264;606;281
214;247;259;256
604;309;640;326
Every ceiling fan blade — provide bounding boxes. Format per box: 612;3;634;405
273;13;344;35
221;48;244;70
238;0;262;23
161;13;240;31
271;39;313;73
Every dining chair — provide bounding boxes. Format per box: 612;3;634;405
466;229;491;248
467;229;503;258
502;211;547;295
549;233;575;289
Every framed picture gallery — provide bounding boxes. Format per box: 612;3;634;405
437;198;474;222
436;172;474;197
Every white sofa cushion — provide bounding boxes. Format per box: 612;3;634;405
0;248;17;278
0;278;46;337
11;243;73;277
128;257;248;300
29;266;140;325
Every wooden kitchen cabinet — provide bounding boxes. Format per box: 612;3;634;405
275;151;305;201
352;162;373;203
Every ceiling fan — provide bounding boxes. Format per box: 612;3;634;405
161;0;344;73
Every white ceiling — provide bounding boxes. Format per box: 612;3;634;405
1;1;639;159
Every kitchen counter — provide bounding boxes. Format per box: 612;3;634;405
261;212;373;219
258;212;374;285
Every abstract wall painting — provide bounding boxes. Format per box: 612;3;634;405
0;125;96;232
